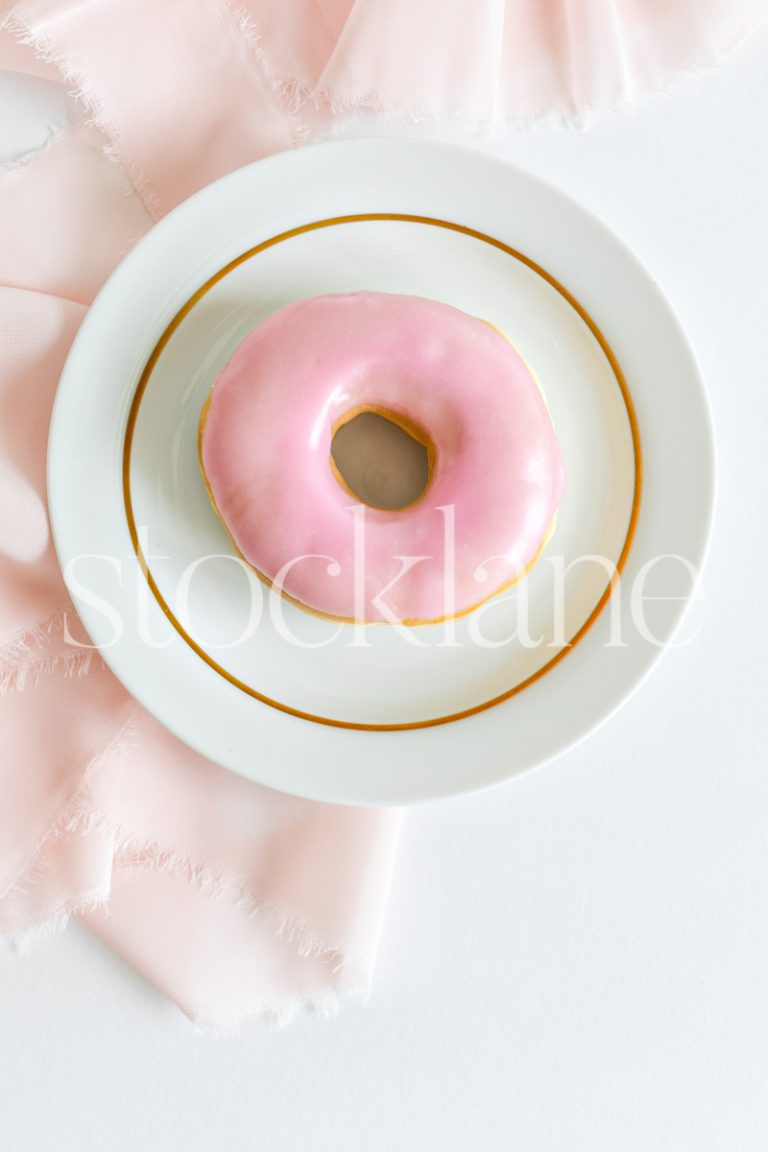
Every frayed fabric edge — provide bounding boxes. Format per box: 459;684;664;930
7;889;109;954
0;608;67;663
0;648;94;695
1;801;371;1021
0;706;143;916
228;4;312;147
94;809;368;980
3;884;370;1031
1;12;161;219
1;4;311;216
190;982;369;1034
254;14;768;135
0;609;98;696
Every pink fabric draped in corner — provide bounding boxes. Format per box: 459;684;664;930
0;0;765;1027
0;0;400;1029
246;0;768;120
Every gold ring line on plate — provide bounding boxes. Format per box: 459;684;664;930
123;213;642;732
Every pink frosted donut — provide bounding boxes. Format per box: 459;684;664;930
199;291;565;624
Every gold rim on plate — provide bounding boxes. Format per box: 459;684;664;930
122;213;642;732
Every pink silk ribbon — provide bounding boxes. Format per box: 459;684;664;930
0;0;765;1027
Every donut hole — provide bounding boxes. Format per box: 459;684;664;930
330;408;433;511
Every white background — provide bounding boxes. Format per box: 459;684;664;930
2;27;768;1151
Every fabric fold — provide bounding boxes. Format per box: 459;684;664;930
245;0;768;122
0;3;401;1027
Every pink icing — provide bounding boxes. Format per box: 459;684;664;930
200;291;566;623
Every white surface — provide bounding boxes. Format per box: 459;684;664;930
3;30;768;1150
49;139;712;802
0;70;71;165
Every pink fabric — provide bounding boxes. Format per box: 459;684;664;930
0;0;765;1026
247;0;768;120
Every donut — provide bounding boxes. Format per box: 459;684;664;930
199;291;566;624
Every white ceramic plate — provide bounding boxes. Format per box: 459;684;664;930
48;139;715;805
